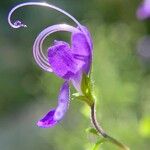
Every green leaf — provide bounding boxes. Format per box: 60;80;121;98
86;127;99;136
72;94;88;102
92;138;106;150
72;92;93;106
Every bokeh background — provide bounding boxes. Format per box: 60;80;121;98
0;0;150;150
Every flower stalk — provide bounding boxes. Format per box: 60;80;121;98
90;103;130;150
80;73;129;150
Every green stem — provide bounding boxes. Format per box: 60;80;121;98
90;103;130;150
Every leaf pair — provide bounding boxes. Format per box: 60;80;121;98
86;127;107;150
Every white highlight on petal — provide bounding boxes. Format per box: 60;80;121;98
36;121;44;127
33;24;81;72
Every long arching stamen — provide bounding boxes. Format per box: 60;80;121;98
8;2;91;72
8;2;82;29
33;24;81;72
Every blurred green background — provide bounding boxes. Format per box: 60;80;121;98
0;0;150;150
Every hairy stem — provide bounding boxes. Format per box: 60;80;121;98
90;103;130;150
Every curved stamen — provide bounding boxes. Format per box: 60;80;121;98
33;24;81;72
8;2;91;72
8;2;82;29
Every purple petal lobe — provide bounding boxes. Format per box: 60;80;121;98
37;81;70;128
48;41;84;79
71;26;93;74
72;27;92;56
37;109;58;128
54;81;70;120
71;70;82;93
79;25;93;50
70;26;93;92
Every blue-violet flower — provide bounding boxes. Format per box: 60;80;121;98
8;2;93;128
137;0;150;20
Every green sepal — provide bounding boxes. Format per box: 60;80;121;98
81;73;94;106
81;73;91;95
86;127;99;136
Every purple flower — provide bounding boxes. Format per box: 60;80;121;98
8;2;93;128
137;0;150;20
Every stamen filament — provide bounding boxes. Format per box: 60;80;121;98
8;2;82;29
8;2;91;72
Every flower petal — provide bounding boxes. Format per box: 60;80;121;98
71;26;93;74
71;70;82;93
70;26;93;93
37;81;70;128
37;109;58;128
54;81;70;120
80;25;93;50
48;40;85;79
